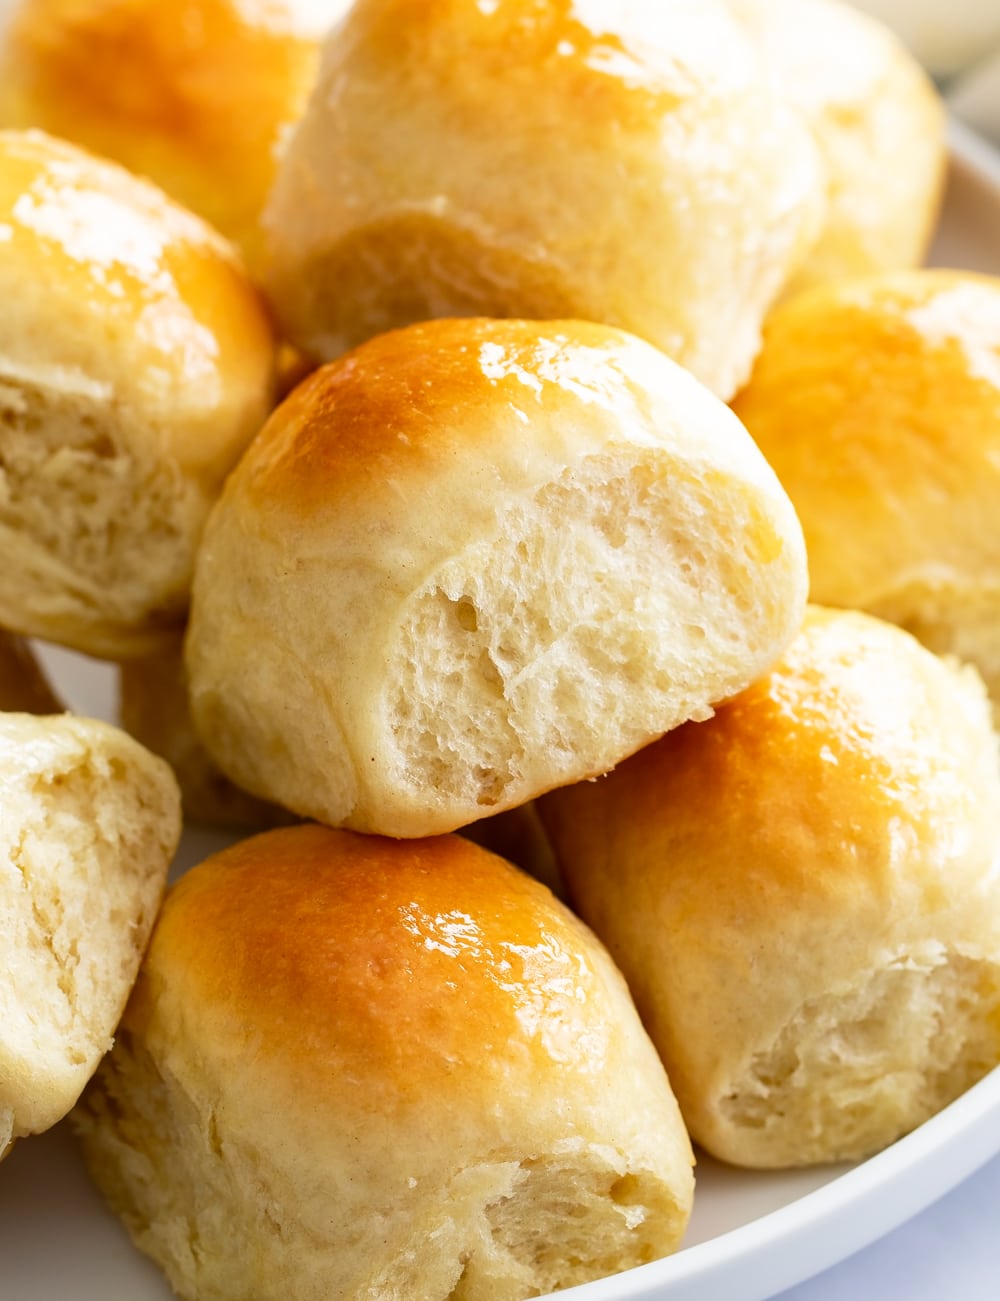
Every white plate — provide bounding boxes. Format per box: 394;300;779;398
2;124;1000;1301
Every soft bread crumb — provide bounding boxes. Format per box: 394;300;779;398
720;952;1000;1166
386;455;789;812
0;364;205;656
186;321;807;839
82;1038;688;1301
0;713;180;1145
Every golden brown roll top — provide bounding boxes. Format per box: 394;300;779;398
732;268;1000;723
0;129;275;658
725;0;945;293
77;824;694;1300
0;0;350;273
263;0;823;398
0;631;62;714
541;608;1000;1168
1;712;180;1157
187;317;808;837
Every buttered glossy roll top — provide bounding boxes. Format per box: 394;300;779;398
186;316;808;837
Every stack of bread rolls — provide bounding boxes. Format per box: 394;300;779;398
1;1;998;1299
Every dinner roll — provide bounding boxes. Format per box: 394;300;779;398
263;0;823;399
725;0;944;293
732;269;1000;725
0;0;350;273
1;712;180;1160
541;608;1000;1168
0;130;275;659
119;637;290;830
186;317;808;838
0;631;62;714
76;825;694;1300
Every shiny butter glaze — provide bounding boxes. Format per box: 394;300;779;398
732;269;1000;610
1;0;345;261
141;826;617;1104
238;317;782;526
346;0;754;117
0;129;255;370
560;608;995;923
0;129;274;482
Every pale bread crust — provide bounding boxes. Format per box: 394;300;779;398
118;638;291;830
726;0;945;292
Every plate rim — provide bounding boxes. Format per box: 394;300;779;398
553;1065;1000;1301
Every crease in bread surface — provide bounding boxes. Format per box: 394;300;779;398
186;316;808;837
